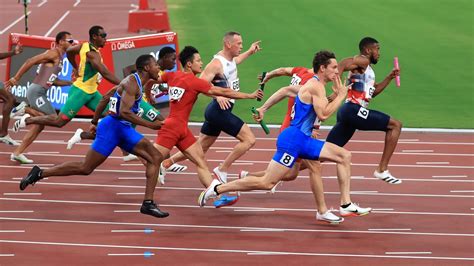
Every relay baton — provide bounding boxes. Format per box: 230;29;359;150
394;57;400;87
257;71;267;102
251;107;270;134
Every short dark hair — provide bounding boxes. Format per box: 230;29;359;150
89;25;104;39
55;31;71;43
312;50;336;73
224;31;241;38
135;54;155;71
158;46;176;60
359;37;379;52
179;46;199;68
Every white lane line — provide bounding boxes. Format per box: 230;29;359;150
351;191;378;193
416;162;450;165
118;177;145;180
0;230;25;233
44;10;70;37
116;193;143;195
73;0;81;7
108;253;154;256
3;193;41;196
371;208;394;211
399;139;419;142
2;197;474;217
234;208;275;212
402;150;434;153
1;239;472;261
386;252;432;255
12;177;49;180
0;210;33;213
114;210;138;213
241;229;284;232
368;228;411;231
120;164;142;166
0;11;32;34
1;216;473;237
111;230;155;233
450;190;474;193
0;254;15;257
37;0;47;7
433;175;468;178
28;151;59;154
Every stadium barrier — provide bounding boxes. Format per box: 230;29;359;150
6;31;179;116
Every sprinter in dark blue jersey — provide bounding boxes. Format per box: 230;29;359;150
18;55;169;219
199;51;372;223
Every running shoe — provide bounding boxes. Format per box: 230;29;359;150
19;165;43;190
374;170;402;184
166;163;187;173
339;202;372;217
11;153;33;164
198;179;221;207
67;128;83;150
123;154;138;162
140;201;169;218
213;166;227;183
316;210;344;224
0;134;19;146
9;101;27;118
158;162;166;185
12;114;30;133
213;194;239;208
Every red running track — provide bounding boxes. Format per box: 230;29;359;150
0;121;473;265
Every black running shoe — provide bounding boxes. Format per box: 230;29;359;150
19;166;43;190
140;201;169;218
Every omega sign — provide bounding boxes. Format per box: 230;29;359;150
111;40;136;51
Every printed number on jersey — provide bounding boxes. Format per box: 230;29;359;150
357;107;369;119
279;153;295;167
109;97;118;113
169;87;185;101
290;74;302;86
290;104;296;120
231;79;240;91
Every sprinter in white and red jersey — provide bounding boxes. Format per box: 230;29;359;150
326;37;403;184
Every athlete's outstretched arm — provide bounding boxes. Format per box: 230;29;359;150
0;44;22;60
207;86;263;100
260;67;294;83
338;56;370;76
66;44;82;70
372;68;400;97
234;40;261;64
257;85;300;118
91;86;117;125
87;51;121;85
4;50;57;89
199;59;233;110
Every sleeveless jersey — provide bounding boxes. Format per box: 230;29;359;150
109;73;143;125
73;43;103;94
290;76;319;136
346;64;376;108
34;50;63;89
211;54;239;103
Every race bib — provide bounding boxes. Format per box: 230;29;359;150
137;107;144;117
365;86;375;99
96;73;103;84
109;97;118;113
357;106;369;119
46;73;58;86
290;104;296;120
230;78;240;91
36;97;45;108
290;74;302;85
279;153;295;167
169;86;185;101
146;109;158;121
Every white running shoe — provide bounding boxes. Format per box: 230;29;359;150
67;128;83;150
0;134;19;146
123;154;138;162
213;166;228;183
10;101;27;118
166;163;187;173
10;153;33;164
374;170;402;184
198;179;221;207
13;114;30;133
158;162;166;185
316;210;344;224
339;202;372;217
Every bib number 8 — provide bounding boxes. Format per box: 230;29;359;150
279;153;295;167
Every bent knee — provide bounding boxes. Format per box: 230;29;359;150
389;118;402;130
80;166;94;175
341;150;352;163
